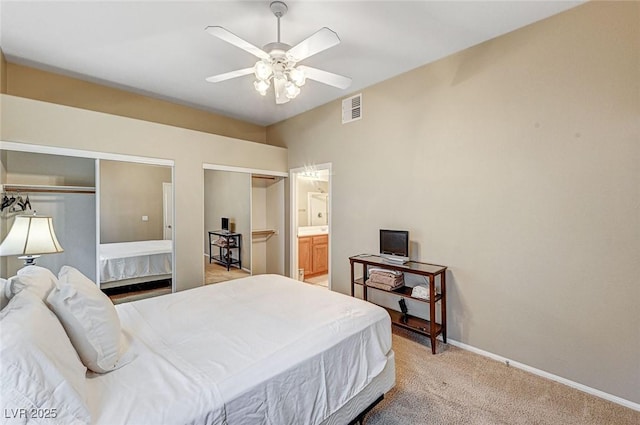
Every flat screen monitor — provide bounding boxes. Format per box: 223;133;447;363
379;229;409;257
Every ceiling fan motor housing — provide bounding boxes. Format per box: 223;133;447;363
263;42;291;58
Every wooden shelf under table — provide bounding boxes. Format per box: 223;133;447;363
383;307;443;339
353;279;442;303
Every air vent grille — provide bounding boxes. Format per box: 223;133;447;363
342;93;362;124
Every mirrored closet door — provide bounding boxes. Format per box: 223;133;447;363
98;159;173;303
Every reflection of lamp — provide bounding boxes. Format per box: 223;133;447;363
0;215;64;266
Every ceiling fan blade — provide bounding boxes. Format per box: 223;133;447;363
205;68;254;83
205;26;270;60
286;27;340;62
274;77;290;104
297;66;352;89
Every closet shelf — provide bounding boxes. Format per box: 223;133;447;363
252;229;277;236
1;184;96;194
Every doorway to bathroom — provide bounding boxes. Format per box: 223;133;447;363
290;164;331;290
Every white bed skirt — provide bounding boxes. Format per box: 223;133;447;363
99;240;172;284
320;350;395;425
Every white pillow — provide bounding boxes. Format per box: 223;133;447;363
0;289;91;424
0;278;9;310
47;266;130;373
6;265;59;300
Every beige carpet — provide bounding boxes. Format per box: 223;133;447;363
367;328;639;425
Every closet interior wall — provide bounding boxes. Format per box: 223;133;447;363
0;150;96;279
251;175;285;275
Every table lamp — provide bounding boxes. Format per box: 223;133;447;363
0;214;64;266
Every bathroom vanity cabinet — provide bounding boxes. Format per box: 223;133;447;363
298;234;328;278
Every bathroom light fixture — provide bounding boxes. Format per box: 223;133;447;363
299;164;329;181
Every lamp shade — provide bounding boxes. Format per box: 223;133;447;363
0;215;64;257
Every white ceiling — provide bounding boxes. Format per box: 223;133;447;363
0;1;583;126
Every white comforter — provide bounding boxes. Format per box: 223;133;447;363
99;240;172;283
86;274;392;425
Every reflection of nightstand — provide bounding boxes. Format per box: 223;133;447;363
208;231;242;271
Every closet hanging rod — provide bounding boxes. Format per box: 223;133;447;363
1;184;96;194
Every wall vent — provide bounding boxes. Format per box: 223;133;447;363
342;93;362;124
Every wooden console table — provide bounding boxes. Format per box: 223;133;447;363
349;255;447;354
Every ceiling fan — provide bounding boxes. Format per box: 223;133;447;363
205;1;351;104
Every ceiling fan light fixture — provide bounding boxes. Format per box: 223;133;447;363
254;79;270;96
289;67;306;87
285;81;301;99
254;60;273;81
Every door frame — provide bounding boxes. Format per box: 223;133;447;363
162;182;173;240
289;163;332;290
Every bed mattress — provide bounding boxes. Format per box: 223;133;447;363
86;274;393;424
99;240;172;283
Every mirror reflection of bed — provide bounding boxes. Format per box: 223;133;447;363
98;160;173;303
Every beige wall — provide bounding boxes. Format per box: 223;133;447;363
4;63;266;144
268;1;640;406
100;160;171;243
1;94;288;292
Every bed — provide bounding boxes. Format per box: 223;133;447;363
99;240;172;289
1;269;395;425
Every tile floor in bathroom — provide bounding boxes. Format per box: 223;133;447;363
304;274;328;288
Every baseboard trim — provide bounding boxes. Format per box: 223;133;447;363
442;337;640;412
